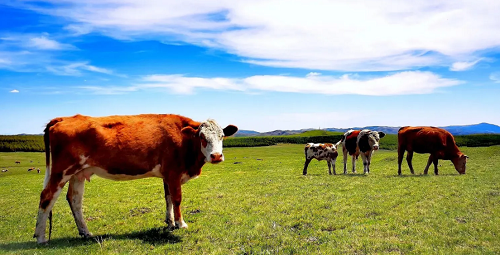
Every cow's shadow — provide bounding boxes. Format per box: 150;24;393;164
0;227;181;252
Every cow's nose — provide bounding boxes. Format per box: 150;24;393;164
210;153;223;163
373;145;379;150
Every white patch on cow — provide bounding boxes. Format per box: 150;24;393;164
79;155;89;165
43;166;51;188
180;172;199;184
176;220;188;229
165;195;174;228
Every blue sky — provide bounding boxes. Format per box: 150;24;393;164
1;0;500;134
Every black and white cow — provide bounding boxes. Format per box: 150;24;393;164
340;129;386;174
303;143;340;175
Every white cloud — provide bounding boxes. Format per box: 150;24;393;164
10;89;19;93
450;59;483;71
15;0;500;71
28;36;75;50
78;71;460;95
490;72;500;83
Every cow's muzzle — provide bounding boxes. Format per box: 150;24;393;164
373;145;379;150
210;153;224;163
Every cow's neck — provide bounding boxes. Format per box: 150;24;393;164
183;137;206;176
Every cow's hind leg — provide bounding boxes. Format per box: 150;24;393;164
163;180;175;229
397;148;405;175
406;151;415;174
66;175;92;238
327;161;332;175
432;155;439;175
34;172;70;244
342;149;348;174
351;155;357;173
423;155;433;175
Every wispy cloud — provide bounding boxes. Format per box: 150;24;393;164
10;89;19;93
28;36;75;50
490;72;500;83
46;62;116;76
450;59;483;71
79;71;462;95
14;0;500;71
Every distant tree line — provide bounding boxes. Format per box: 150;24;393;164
1;133;500;152
0;135;44;152
223;134;500;149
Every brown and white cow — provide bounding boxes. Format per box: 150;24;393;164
303;143;340;175
340;129;386;174
397;126;468;175
33;114;238;244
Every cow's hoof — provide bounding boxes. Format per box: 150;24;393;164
80;232;93;239
175;221;188;229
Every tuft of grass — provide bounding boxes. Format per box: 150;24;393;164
1;145;500;254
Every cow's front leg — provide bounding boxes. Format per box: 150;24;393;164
303;158;312;175
360;153;368;174
166;177;187;229
163;179;175;229
330;158;337;175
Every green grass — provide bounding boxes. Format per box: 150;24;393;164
1;145;500;254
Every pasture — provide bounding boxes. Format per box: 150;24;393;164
1;144;499;254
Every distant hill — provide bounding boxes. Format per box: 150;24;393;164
441;123;500;135
235;123;500;137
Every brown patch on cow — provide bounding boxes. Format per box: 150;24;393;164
305;144;311;148
345;130;361;155
319;144;327;149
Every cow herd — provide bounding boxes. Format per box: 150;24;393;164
30;113;468;244
304;126;468;176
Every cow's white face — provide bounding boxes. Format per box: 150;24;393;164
198;120;238;163
360;130;386;150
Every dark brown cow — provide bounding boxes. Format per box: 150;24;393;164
340;129;386;174
34;114;238;244
398;126;468;175
15;161;20;164
303;143;340;175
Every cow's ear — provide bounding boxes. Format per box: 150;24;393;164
223;125;238;137
182;126;198;137
378;131;386;138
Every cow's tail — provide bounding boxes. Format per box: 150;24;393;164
43;118;61;242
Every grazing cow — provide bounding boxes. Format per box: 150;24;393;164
37;168;41;173
15;161;20;164
397;126;468;175
33;114;238;244
303;143;340;175
1;169;7;172
28;167;35;172
340;129;386;174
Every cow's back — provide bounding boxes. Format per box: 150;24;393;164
48;114;200;175
398;126;451;154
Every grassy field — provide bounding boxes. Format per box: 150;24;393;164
0;144;499;254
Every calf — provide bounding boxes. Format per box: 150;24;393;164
33;114;238;244
303;143;340;175
398;126;468;175
340;129;386;174
1;169;7;172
